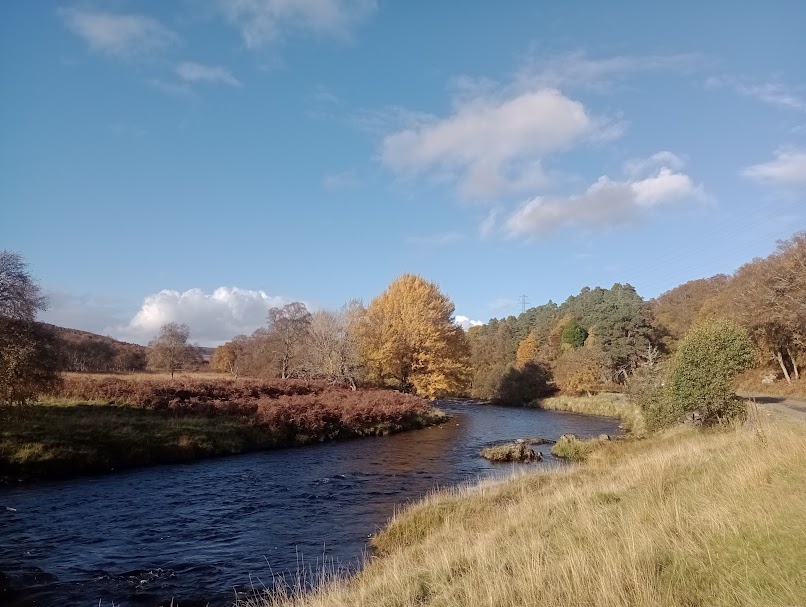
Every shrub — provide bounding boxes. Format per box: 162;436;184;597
628;362;675;432
550;434;594;460
667;318;755;425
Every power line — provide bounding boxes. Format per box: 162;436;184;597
519;294;529;314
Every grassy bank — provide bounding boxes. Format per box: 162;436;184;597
242;410;806;607
532;393;646;436
0;375;445;482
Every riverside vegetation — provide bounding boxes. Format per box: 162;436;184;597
238;406;806;607
0;374;443;482
235;318;803;606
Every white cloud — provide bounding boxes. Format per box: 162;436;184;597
176;62;241;86
505;154;707;238
382;88;617;200
454;315;483;330
706;76;806;113
217;0;377;48
479;210;499;239
742;149;806;188
60;9;178;58
623;151;685;176
116;287;290;345
517;51;703;92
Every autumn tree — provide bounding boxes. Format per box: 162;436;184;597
0;251;61;404
267;302;312;379
651;275;730;349
147;322;200;378
729;233;805;383
212;335;248;378
236;328;279;378
360;274;471;398
553;345;606;395
515;330;540;369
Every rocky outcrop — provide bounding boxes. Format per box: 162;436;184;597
480;440;543;463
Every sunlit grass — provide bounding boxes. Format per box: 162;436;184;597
239;412;806;607
533;393;646;436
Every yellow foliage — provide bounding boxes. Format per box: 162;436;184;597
515;331;539;369
359;274;471;398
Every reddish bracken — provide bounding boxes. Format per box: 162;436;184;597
46;376;435;437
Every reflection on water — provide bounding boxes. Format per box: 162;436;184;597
0;401;620;607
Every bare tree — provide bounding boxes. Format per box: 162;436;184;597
267;302;312;379
302;301;365;388
147;323;199;378
0;251;60;404
0;251;48;322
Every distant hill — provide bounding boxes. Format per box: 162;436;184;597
39;323;148;372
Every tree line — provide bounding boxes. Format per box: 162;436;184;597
208;274;470;398
2;232;803;405
468;231;805;403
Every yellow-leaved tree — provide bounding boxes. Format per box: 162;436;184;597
515;330;540;369
359;274;471;398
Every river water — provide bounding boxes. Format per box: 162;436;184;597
0;401;620;606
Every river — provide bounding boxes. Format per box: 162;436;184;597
0;401;620;606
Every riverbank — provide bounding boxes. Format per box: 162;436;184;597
0;376;445;482
531;393;646;435
242;409;806;607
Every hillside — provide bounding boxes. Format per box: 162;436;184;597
39;323;147;372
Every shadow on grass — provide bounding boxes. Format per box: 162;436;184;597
0;404;280;482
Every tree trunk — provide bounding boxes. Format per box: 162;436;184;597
776;350;792;384
787;347;800;380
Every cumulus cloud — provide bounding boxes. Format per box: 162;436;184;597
60;8;178;58
217;0;377;48
742;149;806;189
454;315;483;330
176;62;241;86
116;287;290;345
382;88;617;200
505;153;707;238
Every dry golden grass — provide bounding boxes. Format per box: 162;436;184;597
240;407;806;607
534;392;646;436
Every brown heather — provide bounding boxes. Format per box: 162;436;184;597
1;375;443;481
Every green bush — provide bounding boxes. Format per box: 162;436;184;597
667;318;755;425
628;362;675;431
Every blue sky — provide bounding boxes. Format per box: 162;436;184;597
2;1;804;345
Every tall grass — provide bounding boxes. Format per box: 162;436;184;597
532;393;647;436
240;411;806;607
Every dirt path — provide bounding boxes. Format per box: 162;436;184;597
737;392;806;421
